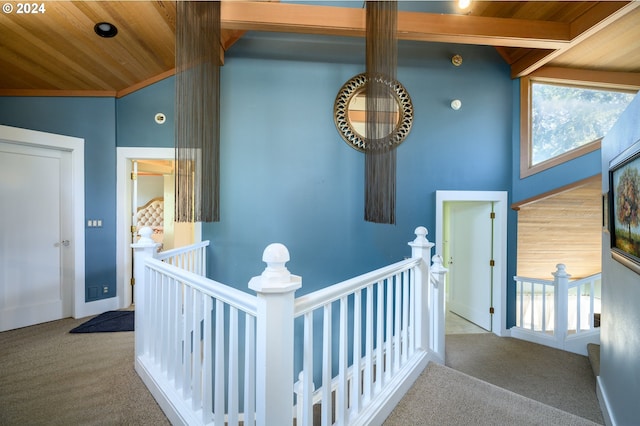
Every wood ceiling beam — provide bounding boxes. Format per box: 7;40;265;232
220;2;571;49
510;1;639;78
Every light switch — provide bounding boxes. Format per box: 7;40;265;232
97;220;102;227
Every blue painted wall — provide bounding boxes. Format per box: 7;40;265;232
0;97;117;301
117;77;175;148
599;93;640;424
205;39;514;306
1;36;600;329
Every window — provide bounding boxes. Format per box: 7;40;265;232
520;69;638;178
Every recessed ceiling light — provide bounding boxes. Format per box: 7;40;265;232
94;22;118;38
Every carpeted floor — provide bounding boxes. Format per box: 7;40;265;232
384;362;599;426
0;317;603;425
444;333;603;424
0;316;169;426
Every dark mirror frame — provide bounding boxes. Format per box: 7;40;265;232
333;73;413;152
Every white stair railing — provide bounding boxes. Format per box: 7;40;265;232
292;227;445;426
132;226;446;425
512;264;601;356
156;240;209;275
133;227;257;425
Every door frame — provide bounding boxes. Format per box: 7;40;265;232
116;147;202;308
0;125;88;319
436;190;508;337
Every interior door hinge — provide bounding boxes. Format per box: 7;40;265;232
130;225;136;234
490;212;496;219
131;172;137;180
489;307;495;314
489;259;495;267
130;277;135;286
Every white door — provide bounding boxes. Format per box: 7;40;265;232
0;141;73;331
446;201;494;331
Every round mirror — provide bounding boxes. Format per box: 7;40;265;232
334;73;413;152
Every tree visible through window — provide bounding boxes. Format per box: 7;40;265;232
531;83;635;166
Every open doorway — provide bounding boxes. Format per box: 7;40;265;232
436;191;508;337
134;159;194;252
116;147;201;309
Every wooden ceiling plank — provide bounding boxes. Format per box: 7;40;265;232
0;55;61;91
220;2;571;49
510;1;640;77
116;68;176;98
0;88;117;97
221;2;365;37
568;1;635;39
70;2;172;88
0;13;112;90
397;12;570;49
30;2;133;90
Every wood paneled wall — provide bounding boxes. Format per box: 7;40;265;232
514;175;602;280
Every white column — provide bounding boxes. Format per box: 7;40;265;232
430;254;448;362
553;264;571;350
408;226;434;352
131;226;159;357
249;243;302;426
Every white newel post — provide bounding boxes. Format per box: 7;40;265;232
249;243;302;426
130;227;159;357
408;226;434;352
553;264;570;349
430;255;448;363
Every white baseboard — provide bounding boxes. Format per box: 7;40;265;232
136;355;200;426
352;351;433;426
74;296;119;319
596;376;615;426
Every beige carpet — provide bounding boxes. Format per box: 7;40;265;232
384;362;599;426
1;317;602;425
444;333;603;424
0;316;169;426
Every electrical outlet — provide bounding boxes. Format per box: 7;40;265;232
103;286;109;294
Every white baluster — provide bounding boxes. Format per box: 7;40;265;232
214;299;225;425
352;289;362;414
375;281;384;391
336;296;349;425
364;284;374;402
553;264;571;349
321;303;332;426
302;312;314;425
385;280;393;380
243;314;256;425
202;296;213;423
228;306;239;425
401;273;409;363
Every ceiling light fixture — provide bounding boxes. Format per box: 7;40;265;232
94;22;118;38
458;0;472;10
